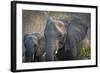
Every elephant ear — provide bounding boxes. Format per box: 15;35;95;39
64;17;88;50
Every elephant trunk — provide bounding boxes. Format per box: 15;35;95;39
25;47;34;62
45;38;57;61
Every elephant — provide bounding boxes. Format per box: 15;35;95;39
23;32;45;62
44;16;88;61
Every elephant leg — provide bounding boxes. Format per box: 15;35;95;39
25;49;34;62
24;37;34;62
38;53;46;61
70;46;80;60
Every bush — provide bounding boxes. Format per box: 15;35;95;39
80;47;91;59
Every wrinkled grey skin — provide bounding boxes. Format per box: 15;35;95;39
24;32;45;62
44;16;88;61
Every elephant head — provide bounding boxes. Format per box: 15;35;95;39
44;16;88;61
44;17;67;61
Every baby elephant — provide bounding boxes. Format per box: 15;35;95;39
23;32;45;62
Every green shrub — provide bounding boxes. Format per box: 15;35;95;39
80;47;91;59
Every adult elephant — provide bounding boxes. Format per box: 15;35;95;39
23;32;45;62
44;16;88;61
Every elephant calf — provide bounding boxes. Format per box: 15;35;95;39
23;32;45;62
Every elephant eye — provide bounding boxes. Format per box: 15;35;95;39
34;44;37;48
58;32;64;38
58;34;62;37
